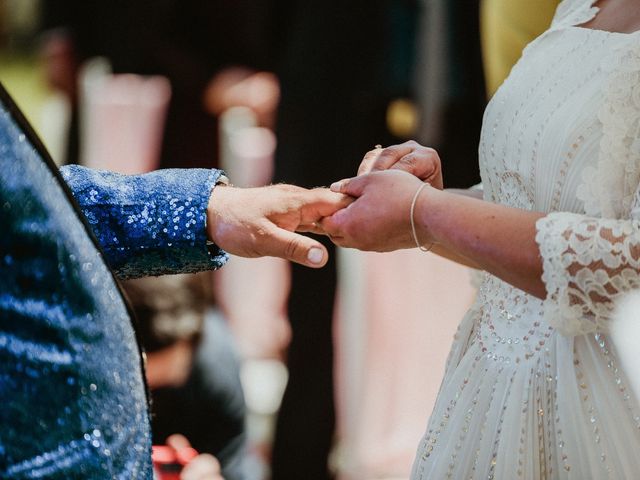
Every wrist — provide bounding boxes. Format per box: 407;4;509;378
206;182;234;247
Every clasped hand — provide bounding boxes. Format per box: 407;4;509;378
207;141;442;264
322;140;443;252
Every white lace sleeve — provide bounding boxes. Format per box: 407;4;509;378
535;35;640;337
535;212;640;336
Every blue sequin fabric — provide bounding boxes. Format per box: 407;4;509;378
61;165;228;279
0;97;226;478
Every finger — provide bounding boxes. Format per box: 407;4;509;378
368;142;416;172
329;178;348;193
175;447;199;466
297;223;328;235
357;148;384;175
266;227;329;267
180;454;221;480
423;170;444;191
329;175;368;197
390;152;434;178
302;188;354;220
166;434;191;450
319;209;349;238
319;216;349;247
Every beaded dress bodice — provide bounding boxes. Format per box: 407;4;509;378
475;24;632;370
411;1;640;479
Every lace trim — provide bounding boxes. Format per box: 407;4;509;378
576;42;640;218
536;212;640;336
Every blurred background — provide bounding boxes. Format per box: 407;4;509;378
0;1;559;479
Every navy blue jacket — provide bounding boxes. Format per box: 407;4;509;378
0;85;227;479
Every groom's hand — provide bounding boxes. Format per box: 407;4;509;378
207;184;352;267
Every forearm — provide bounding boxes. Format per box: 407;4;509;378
426;187;485;268
62;165;228;279
417;187;545;298
428;244;481;269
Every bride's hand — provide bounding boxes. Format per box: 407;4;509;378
321;170;432;252
358;140;444;190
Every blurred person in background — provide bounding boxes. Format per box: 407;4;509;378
123;273;254;480
39;0;277;168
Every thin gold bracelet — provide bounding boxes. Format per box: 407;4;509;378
410;182;434;252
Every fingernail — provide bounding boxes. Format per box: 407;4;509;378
307;247;324;264
330;181;342;192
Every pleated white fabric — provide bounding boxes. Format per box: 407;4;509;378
411;1;640;478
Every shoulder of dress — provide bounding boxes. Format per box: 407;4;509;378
551;0;598;28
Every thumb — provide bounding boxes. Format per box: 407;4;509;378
330;176;367;197
267;227;329;267
180;454;222;480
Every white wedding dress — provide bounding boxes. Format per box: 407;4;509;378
411;1;640;478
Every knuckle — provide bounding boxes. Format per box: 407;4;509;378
377;150;394;161
248;229;267;257
381;144;399;155
403;153;419;165
393;154;418;173
374;151;397;166
358;160;373;174
285;237;300;260
425;147;440;158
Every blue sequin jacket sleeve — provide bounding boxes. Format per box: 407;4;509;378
60;165;229;279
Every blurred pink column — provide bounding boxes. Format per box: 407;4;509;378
335;249;476;480
79;59;171;174
213;107;291;360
